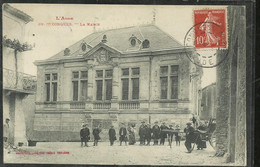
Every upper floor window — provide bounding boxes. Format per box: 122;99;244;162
45;73;58;102
96;69;113;101
142;39;150;48
121;67;140;100
72;71;88;101
160;65;179;99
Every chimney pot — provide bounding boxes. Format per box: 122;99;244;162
102;35;107;43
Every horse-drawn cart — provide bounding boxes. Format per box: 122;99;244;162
161;119;216;152
190;119;217;152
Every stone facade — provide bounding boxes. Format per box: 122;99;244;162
2;4;35;146
215;6;246;165
200;83;216;120
33;25;202;142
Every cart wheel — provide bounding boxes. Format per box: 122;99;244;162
189;135;199;153
189;142;196;152
209;130;217;150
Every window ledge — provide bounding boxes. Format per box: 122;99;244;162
43;101;57;104
158;99;178;103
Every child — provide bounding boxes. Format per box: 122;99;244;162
175;125;181;146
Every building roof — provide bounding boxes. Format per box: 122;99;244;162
3;4;33;24
41;24;183;63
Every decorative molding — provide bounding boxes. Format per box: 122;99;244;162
3;4;33;24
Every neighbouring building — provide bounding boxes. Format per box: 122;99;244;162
200;83;216;120
33;24;202;142
214;6;247;165
2;4;36;146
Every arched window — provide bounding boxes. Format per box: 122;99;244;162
142;39;150;48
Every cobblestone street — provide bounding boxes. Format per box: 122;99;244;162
4;141;228;165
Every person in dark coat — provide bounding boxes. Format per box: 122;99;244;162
139;121;146;145
167;124;174;148
93;125;101;146
119;123;128;146
160;122;168;145
80;124;90;147
184;122;196;153
152;121;160;145
145;124;152;146
109;125;116;146
196;122;207;150
175;125;181;146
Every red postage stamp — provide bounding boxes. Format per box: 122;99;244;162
194;9;227;49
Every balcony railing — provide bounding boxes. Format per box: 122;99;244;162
119;101;140;109
93;102;111;109
3;68;36;92
70;102;86;109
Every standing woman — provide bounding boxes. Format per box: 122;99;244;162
128;124;136;145
93;125;101;146
109;125;116;146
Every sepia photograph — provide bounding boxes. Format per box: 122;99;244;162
2;3;251;166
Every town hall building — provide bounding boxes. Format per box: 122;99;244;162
33;24;202;141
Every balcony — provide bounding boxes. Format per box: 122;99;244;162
3;68;36;93
70;102;85;109
93;102;111;109
119;101;140;109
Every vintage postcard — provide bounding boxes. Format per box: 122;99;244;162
2;3;251;166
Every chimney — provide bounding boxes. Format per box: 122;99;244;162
102;35;107;43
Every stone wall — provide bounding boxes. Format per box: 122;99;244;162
215;6;246;166
22;94;36;141
234;7;246;165
32;112;190;142
200;83;216;120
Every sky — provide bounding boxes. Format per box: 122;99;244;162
9;4;217;88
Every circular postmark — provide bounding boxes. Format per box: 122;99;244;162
184;22;229;68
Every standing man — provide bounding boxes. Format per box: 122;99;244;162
108;125;116;146
139;121;146;145
192;114;197;128
167;124;174;148
3;118;10;152
119;123;127;146
184;122;196;153
152;121;160;145
93;125;101;146
145;123;152;146
80;123;90;147
160;122;168;145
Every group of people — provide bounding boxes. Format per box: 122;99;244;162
115;121;182;147
80;121;182;147
137;121;181;147
80;123;102;147
80;120;208;153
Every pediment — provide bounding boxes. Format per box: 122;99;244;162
83;43;120;66
83;42;120;59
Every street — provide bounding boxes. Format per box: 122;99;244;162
4;141;229;165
